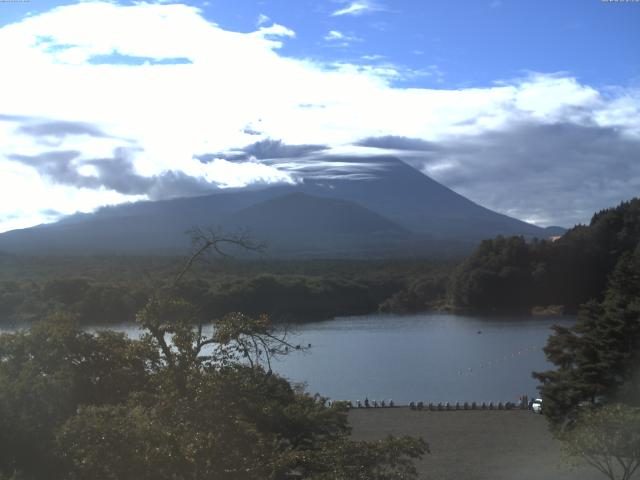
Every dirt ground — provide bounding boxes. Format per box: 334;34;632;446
349;408;605;480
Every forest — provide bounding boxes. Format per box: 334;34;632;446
447;198;640;314
0;255;452;326
2;198;639;326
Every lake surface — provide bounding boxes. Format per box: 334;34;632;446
2;313;572;404
272;313;570;404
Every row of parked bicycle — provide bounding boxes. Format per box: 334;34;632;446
324;397;544;413
408;401;517;410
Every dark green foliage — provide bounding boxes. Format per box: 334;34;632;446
378;274;448;313
206;274;378;321
56;404;175;480
448;236;535;312
533;245;640;428
0;257;451;325
0;314;157;479
0;276;148;326
448;198;640;313
0;309;426;480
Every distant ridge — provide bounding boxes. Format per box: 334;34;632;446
0;156;560;257
228;191;406;233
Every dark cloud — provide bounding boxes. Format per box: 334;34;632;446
9;148;218;200
10;150;100;189
274;155;394;181
83;149;156;195
17;120;109;138
401;121;640;227
355;135;440;152
200;139;329;163
1;115;116;145
242;127;262;136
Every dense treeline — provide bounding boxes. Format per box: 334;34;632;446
0;256;453;325
448;198;640;313
0;278;148;325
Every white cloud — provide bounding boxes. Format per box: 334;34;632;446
257;13;270;27
331;1;385;16
323;30;362;45
0;157;145;232
182;158;295;188
252;23;296;45
0;1;638;232
325;30;345;41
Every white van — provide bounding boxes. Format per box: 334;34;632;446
531;398;543;414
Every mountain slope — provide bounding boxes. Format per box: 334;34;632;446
223;192;420;256
226;192;406;237
0;156;556;257
290;156;545;240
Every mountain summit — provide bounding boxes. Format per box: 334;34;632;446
0;156;556;257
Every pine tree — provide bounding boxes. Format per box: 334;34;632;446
533;245;640;428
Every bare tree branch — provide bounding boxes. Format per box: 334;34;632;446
175;226;265;285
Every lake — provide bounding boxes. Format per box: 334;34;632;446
272;313;569;404
2;313;571;405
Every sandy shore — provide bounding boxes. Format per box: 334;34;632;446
349;408;604;480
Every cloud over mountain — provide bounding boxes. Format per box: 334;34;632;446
360;122;640;226
201;139;329;163
0;2;638;232
9;148;218;199
418;122;640;226
356;135;440;152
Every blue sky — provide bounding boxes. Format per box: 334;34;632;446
0;0;639;231
6;0;639;89
214;0;640;89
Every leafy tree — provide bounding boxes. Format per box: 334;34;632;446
0;313;156;479
561;404;640;480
